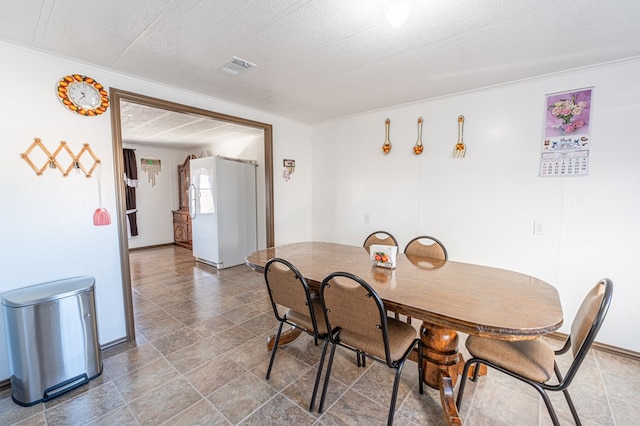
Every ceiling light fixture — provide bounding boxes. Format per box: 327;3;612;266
216;56;257;76
385;0;410;28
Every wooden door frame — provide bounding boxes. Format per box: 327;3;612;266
109;88;274;342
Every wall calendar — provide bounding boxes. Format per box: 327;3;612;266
539;87;593;177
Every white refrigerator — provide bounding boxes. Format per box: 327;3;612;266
189;156;258;269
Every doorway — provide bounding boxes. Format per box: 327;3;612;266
110;88;274;342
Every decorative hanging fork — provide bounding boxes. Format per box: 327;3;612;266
453;115;466;158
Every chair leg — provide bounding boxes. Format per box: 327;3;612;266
561;388;581;426
388;365;404;426
456;359;474;410
318;343;338;414
309;339;329;412
458;358;574;426
418;341;424;395
265;322;284;380
470;361;481;382
554;363;581;425
547;362;582;426
534;385;562;426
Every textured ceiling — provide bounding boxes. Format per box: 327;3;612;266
120;101;264;149
1;0;640;124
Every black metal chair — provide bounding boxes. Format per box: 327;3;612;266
316;271;423;425
456;278;613;426
263;258;330;412
363;231;399;251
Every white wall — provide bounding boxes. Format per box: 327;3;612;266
271;124;313;244
0;40;312;381
311;58;640;352
125;135;268;250
123;144;192;249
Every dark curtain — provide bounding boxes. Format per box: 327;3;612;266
123;148;139;236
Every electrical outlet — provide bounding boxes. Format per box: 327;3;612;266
533;220;545;235
364;213;370;224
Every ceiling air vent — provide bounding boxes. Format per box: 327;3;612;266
216;56;257;76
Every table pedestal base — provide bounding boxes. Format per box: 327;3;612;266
420;323;462;389
266;327;302;351
421;322;464;426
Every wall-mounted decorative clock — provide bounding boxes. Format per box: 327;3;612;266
56;74;109;116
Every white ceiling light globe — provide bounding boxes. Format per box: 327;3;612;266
385;0;410;28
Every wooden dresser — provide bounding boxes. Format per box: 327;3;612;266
172;155;197;249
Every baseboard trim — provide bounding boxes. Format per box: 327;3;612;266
101;336;130;350
548;332;640;361
128;243;175;252
0;378;9;391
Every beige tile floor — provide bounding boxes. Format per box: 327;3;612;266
2;245;639;425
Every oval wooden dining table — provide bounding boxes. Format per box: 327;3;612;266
245;242;563;425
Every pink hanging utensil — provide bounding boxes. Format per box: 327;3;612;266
93;164;111;226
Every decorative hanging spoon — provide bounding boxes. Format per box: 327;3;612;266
382;118;392;155
413;117;424;155
453;115;466;158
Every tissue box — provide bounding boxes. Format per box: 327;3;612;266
370;244;397;269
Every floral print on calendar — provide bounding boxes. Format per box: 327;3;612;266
545;88;592;137
540;87;593;177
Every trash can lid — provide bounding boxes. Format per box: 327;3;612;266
1;276;95;308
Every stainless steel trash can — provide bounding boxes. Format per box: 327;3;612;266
1;276;102;406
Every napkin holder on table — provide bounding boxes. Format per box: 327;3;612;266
369;244;397;269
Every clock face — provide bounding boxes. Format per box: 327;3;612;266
68;82;101;110
56;74;109;116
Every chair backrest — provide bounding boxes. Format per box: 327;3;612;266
570;278;613;359
404;236;448;260
264;258;319;328
320;272;393;365
363;231;399;251
556;278;613;389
